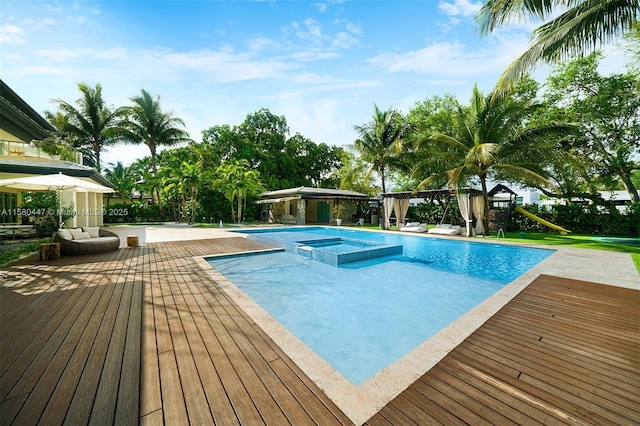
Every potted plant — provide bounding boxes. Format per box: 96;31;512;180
333;203;345;226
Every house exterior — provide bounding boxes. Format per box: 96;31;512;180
0;79;113;228
258;187;375;225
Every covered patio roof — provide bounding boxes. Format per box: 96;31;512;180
260;186;373;202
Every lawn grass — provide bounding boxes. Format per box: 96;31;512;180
495;231;640;253
492;231;640;273
632;253;640;272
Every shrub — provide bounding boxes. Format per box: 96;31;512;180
511;202;639;236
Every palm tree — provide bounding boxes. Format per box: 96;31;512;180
118;89;192;180
352;104;411;193
50;83;122;170
104;161;134;205
176;161;202;223
415;84;575;234
213;159;264;223
476;0;639;90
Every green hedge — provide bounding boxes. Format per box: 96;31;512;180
511;203;639;236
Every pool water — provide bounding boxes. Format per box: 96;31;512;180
208;227;552;385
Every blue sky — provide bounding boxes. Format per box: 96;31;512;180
1;0;629;167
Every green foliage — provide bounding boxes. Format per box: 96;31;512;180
415;82;574;234
0;239;52;266
632;253;640;273
543;53;640;202
407;202;460;225
476;0;639;91
203;109;341;190
335;150;380;196
21;192;64;236
117;89;193;178
104;161;134;202
333;203;346;219
213;159;264;223
512;203;640;236
352;104;412;193
49;83;123;171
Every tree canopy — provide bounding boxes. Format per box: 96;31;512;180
203;108;343;190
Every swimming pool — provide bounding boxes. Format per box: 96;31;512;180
207;227;553;385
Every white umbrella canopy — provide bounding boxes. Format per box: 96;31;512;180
0;172;115;228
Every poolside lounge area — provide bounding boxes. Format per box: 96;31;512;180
1;225;638;424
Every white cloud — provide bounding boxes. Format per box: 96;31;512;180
288;17;361;50
291;51;341;61
0;23;27;44
332;31;359;49
68;15;86;25
34;47;93;60
45;4;62;12
368;35;530;78
312;3;327;13
247;36;279;52
13;45;301;83
438;0;482;17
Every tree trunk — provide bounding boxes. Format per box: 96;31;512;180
237;194;243;223
619;170;639;203
480;174;490;236
150;144;158;204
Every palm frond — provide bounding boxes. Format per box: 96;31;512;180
493;0;639;93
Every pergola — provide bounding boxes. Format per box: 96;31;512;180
381;188;484;236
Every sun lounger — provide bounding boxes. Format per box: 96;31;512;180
400;222;427;233
427;224;462;236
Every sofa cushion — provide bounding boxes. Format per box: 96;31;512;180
73;236;120;244
57;229;73;240
83;226;100;238
67;228;85;239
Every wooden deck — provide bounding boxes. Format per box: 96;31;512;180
1;237;638;425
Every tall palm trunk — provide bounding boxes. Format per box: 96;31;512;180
480;174;490;235
237;193;243;223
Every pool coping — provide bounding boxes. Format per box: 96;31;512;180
195;229;640;425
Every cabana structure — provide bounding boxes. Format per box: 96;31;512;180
258;186;376;225
381;189;483;236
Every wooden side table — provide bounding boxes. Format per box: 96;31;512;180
40;243;60;260
126;235;140;247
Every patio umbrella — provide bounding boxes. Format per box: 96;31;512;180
0;172;115;228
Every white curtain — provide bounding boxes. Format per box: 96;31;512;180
456;192;472;237
397;198;410;227
383;197;395;230
472;195;485;235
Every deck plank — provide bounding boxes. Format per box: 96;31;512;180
366;274;640;425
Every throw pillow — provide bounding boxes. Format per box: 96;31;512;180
83;227;100;238
57;229;73;240
68;228;85;239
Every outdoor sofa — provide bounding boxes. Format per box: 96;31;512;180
53;227;121;255
427;224;462;236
